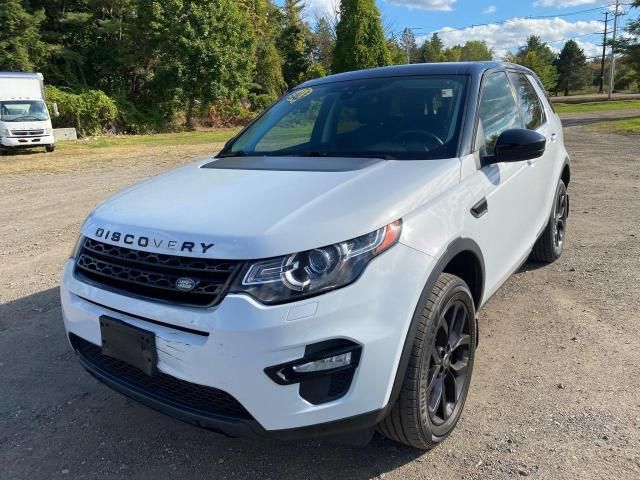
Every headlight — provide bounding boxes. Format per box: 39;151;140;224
70;235;84;259
230;220;402;304
1;129;9;136
44;128;53;135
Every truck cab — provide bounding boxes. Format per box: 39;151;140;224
0;72;55;154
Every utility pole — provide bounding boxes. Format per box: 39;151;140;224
599;11;609;94
608;0;620;100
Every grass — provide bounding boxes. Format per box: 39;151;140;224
590;116;640;135
0;128;240;175
56;128;240;151
554;100;640;114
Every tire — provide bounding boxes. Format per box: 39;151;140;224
378;273;477;449
530;179;568;263
45;144;55;153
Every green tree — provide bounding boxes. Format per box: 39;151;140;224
459;40;493;61
421;33;445;63
246;0;286;98
400;27;419;64
618;0;640;87
0;0;49;71
556;40;589;96
279;0;311;88
141;0;256;127
505;36;558;90
313;16;336;73
443;45;462;62
332;0;390;73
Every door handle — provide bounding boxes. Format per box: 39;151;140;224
471;198;488;218
549;133;558;143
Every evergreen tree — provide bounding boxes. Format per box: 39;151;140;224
505;36;557;90
246;0;286;98
279;0;311;88
0;0;49;71
141;0;256;127
556;40;589;96
400;27;419;64
332;0;390;73
421;33;444;63
618;0;640;86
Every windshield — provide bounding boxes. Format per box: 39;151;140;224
223;75;468;160
0;100;50;122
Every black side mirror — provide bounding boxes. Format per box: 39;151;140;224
490;128;546;164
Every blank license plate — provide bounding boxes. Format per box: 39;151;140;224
100;316;157;376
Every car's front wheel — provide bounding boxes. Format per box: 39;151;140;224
45;144;55;153
378;273;476;449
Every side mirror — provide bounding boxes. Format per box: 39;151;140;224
490;128;546;164
52;102;60;117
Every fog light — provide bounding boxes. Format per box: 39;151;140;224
292;352;352;373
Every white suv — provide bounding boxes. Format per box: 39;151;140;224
61;62;570;449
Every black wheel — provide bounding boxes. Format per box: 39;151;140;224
530;179;568;263
378;273;476;449
45;144;55;153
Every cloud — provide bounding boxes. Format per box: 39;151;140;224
386;0;458;11
483;5;497;14
303;0;338;17
420;17;603;59
533;0;599;8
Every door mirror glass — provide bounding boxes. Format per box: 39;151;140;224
52;102;60;117
490;128;546;164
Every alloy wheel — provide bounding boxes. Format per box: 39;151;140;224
427;300;472;426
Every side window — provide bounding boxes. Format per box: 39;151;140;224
508;72;545;130
477;72;523;157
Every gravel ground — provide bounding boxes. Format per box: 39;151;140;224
1;112;639;480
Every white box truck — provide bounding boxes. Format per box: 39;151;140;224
0;72;56;154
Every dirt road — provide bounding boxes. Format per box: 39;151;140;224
1;112;639;479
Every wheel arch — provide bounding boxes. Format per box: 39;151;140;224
383;237;485;416
561;159;571;186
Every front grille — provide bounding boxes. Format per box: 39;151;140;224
74;238;243;307
12;129;44;136
70;333;253;420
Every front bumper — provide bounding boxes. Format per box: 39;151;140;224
60;243;435;435
1;134;54;147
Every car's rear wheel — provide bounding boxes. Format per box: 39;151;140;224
530;179;568;263
378;273;476;449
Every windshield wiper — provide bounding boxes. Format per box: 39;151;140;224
339;152;398;160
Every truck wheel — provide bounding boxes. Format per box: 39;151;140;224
45;144;55;153
378;273;476;449
530;179;568;263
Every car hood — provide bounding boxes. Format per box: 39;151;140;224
83;156;460;259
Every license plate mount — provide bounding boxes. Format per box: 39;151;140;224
100;316;157;376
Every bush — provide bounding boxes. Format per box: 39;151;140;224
112;95;166;135
203;100;255;128
45;86;118;136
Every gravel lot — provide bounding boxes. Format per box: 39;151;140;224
1;111;639;480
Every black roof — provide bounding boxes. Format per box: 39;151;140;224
298;62;533;89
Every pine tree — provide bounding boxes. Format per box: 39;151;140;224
400;28;419;64
332;0;390;73
314;16;335;73
279;0;311;88
421;33;444;63
556;40;589;96
0;0;48;71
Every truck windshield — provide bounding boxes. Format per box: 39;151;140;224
0;100;50;122
221;75;468;160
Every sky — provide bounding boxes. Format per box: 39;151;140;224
296;0;639;60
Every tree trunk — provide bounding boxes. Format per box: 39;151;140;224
564;85;569;97
186;97;196;129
